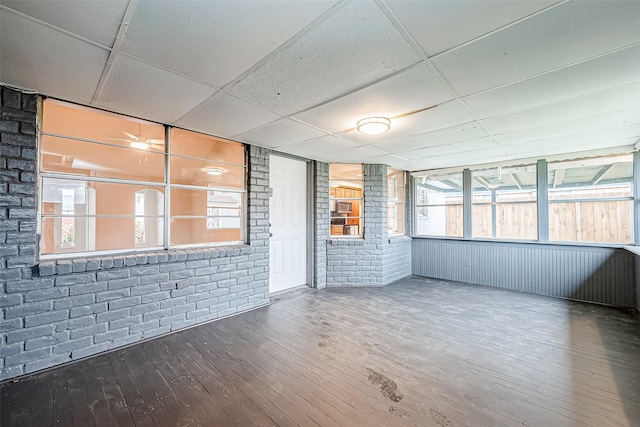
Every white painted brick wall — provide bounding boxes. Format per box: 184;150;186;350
322;163;411;287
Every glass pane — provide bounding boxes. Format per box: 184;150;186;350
473;202;537;240
387;168;405;202
473;165;537;192
170;218;243;246
42;99;164;149
549;201;632;244
171;188;244;218
330;163;363;183
388;202;405;234
42;178;164;216
170;128;245;165
207;191;244;230
548;155;633;244
41;135;165;182
416;172;463;206
41;216;164;255
415;205;463;237
548;155;633;201
170;157;245;189
330;198;362;236
472;164;537;240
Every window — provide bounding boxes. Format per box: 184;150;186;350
39;99;246;256
472;165;537;240
169;128;245;246
387;168;406;235
548;154;633;244
415;172;463;237
329;164;363;237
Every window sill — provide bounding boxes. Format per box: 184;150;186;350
36;244;251;277
388;235;412;244
412;236;630;250
623;246;640;256
328;238;366;246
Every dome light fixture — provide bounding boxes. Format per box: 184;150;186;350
357;117;391;135
205;167;225;176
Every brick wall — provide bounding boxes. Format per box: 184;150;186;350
383;236;412;284
0;87;271;381
314;161;329;288
325;164;411;286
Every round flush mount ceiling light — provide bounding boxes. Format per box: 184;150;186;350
205;167;225;176
357;117;391;135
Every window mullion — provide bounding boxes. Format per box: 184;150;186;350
164;125;171;250
463;169;472;239
537;159;549;243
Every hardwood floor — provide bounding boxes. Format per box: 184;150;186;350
2;275;640;426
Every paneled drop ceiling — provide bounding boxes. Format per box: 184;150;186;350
1;0;639;172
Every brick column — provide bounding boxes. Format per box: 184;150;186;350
0;87;39;379
314;161;329;288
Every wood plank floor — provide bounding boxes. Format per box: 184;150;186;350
2;275;640;426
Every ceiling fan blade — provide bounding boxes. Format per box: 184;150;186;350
122;131;140;141
146;139;165;145
105;138;133;142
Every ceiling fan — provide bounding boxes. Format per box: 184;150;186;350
108;131;164;151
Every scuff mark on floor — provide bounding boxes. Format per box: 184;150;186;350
429;408;452;426
366;368;403;402
388;405;408;417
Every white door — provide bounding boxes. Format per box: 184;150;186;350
269;156;307;293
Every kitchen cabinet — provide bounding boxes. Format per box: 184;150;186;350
330;225;344;235
332;187;361;198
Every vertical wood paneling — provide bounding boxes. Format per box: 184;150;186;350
412;239;636;307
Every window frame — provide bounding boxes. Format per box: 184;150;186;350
387;168;406;236
412;153;637;247
546;155;634;245
414;172;465;238
38;98;248;259
329;163;364;238
471;164;538;241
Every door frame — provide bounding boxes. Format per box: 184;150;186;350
270;152;315;289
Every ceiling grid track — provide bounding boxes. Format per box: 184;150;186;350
376;0;510;158
0;5;112;51
91;0;139;104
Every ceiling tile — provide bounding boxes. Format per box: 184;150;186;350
293;63;453;133
229;1;422;114
407;147;510;171
175;92;282;139
394;137;500;160
1;0;128;47
481;82;640;134
120;1;338;87
371;122;489;154
463;44;640;119
500;124;640;156
502;137;638;159
276;135;360;159
95;54;217;124
234;119;327;148
314;145;388;163
357;154;413;170
494;107;640;146
432;1;640;96
0;10;108;104
387;0;558;56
